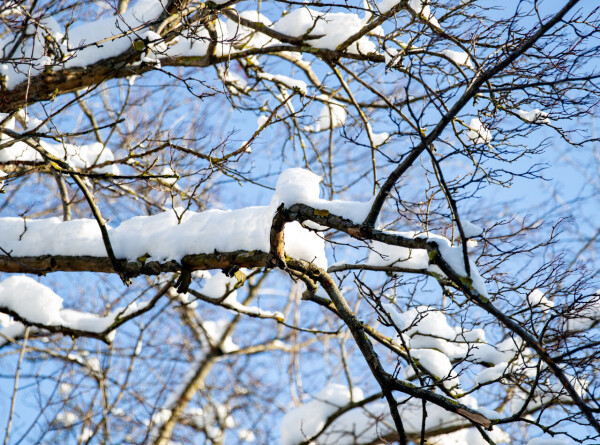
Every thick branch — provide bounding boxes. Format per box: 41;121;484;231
0;45;383;112
0;251;268;275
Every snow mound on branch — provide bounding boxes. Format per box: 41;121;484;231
0;276;63;325
202;319;239;353
0;115;118;174
199;271;284;320
282;383;509;445
305;100;347;132
272;8;375;54
367;232;429;270
271;168;373;224
367;231;488;297
384;305;464;340
281;384;364;445
461;220;483;238
440;49;472;68
409;0;441;29
517;109;550;124
476;362;508;385
0;276;149;343
258;72;307;94
225;11;273;49
0;0;167;88
168;18;233;58
466;118;492;144
0;168;337;268
527;289;554;308
383;303;485;363
411;348;460;389
430;427;510;445
0;1;382;89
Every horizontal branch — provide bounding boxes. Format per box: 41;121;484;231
0;50;150;112
0;250;269;276
0;278;174;346
0;45;383;112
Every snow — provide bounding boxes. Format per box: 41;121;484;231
0;0;384;91
183;404;234;440
371;131;389;146
306;100;347;132
382;304;512;386
410;348;459;389
548;372;589;400
79;426;93;442
461;220;483;238
369;232;488;297
238;429;256;442
0;276;63;325
517;109;550;124
219;67;250;95
0;316;28;345
384;47;400;67
55;411;79;427
562;293;600;331
408;0;441;28
0;0;390;89
429;234;488;295
384;305;458;339
527;289;554;308
198;271;284;319
0;116;119;174
282;384;509;445
225;11;273;49
141;30;168;65
257;115;269;128
381;304;517;376
0;0;167;88
59;382;73;396
203;319;239;352
281;383;364;445
0;169;329;268
1;217;105;257
466;118;492;144
150;403;234;443
271;168;322;207
165;18;232;58
409;334;468;359
200;271;238;299
440;49;473;68
368;233;430;270
224;292;284;320
385;305;481;354
377;0;401;14
160;166;178;185
430;427;509;445
271;168;374;224
0;275;148;340
475;362;507;385
271;8;375;54
258;73;307;94
470;337;521;366
166;27;211;58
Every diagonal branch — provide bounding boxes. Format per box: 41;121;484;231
363;0;582;228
